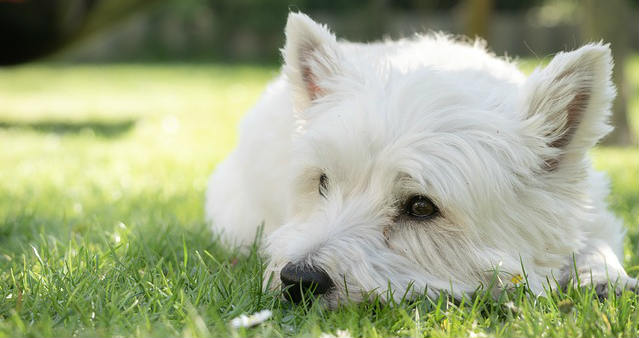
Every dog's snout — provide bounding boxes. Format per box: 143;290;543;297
280;262;333;303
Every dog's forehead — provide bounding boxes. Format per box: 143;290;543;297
301;66;521;154
295;65;528;208
302;99;516;166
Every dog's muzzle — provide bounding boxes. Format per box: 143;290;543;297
280;262;333;303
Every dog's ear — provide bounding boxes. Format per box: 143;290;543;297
282;12;341;110
521;43;615;171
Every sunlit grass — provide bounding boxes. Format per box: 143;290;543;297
0;61;636;337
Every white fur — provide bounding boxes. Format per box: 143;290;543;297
205;12;637;307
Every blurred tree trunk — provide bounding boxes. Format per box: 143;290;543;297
581;0;634;145
461;0;494;40
0;0;159;64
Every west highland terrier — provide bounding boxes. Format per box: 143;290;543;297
206;12;638;307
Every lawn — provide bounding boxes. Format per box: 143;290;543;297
0;60;637;337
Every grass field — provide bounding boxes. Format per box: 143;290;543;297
0;59;637;337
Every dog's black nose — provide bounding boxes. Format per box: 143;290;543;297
280;262;333;303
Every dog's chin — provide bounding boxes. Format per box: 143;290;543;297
263;271;366;309
287;291;338;309
316;290;343;309
278;287;365;309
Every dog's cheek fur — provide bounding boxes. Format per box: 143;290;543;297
387;218;528;294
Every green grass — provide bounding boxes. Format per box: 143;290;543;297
0;60;637;337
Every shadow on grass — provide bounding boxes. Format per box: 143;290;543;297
0;118;137;137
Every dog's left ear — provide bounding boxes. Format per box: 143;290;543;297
282;12;342;110
520;43;615;171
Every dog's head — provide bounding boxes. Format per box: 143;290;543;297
265;13;615;307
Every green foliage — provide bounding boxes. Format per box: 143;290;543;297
0;62;637;337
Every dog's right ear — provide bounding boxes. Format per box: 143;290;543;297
282;12;342;110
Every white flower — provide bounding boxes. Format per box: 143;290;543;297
320;329;352;338
230;310;272;328
469;331;489;338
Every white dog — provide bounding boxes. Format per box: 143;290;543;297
206;12;637;307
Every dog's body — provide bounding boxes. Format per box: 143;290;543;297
206;13;636;307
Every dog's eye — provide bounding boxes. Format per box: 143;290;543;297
406;195;438;218
319;173;328;198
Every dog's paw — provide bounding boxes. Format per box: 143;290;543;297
626;278;639;294
593;277;639;301
594;282;620;301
